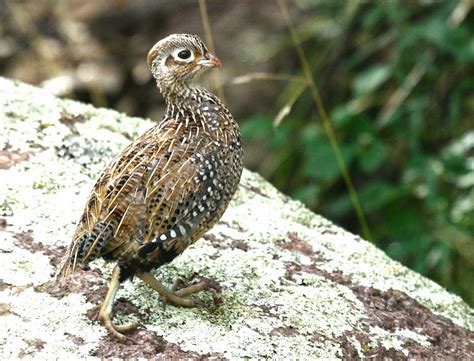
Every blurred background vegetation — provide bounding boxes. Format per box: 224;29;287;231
1;0;473;305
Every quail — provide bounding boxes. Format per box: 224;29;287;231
58;34;243;339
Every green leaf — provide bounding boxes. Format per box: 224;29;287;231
302;139;357;182
358;181;403;213
328;181;403;226
292;184;320;208
359;140;390;172
353;64;391;96
326;193;352;217
384;202;427;242
240;115;272;141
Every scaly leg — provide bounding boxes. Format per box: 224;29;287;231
98;265;138;340
171;277;221;298
137;272;219;307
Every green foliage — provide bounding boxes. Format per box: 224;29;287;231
242;1;474;305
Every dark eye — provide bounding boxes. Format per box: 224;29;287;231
177;49;192;60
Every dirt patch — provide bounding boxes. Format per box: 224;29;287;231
240;184;270;199
93;329;225;359
340;286;474;359
86;294;141;324
14;230;64;268
43;264;105;301
218;220;247;233
270;326;300;337
0;280;12;291
0;149;31;169
204;233;222;249
65;333;85;346
0;302;12;316
230;239;249;251
280;232;314;257
18;339;46;358
59;110;88;135
284;260;474;358
113;296;140;316
12;230;108;308
204;232;249;252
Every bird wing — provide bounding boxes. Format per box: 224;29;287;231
59;122;218;276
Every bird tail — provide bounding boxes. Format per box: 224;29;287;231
55;221;113;280
54;241;79;281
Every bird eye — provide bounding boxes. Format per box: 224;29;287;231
177;49;192;60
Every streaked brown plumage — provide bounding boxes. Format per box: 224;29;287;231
58;34;243;339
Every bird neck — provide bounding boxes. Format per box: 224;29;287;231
164;84;224;116
160;84;238;140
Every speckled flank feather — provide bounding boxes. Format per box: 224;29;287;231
58;34;243;282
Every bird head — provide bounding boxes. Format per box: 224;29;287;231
147;34;221;96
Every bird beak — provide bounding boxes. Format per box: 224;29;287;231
197;52;222;68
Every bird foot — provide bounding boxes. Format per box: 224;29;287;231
138;272;221;308
163;277;222;307
97;266;139;340
171;277;222;295
98;310;138;341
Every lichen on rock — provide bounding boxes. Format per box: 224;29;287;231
1;77;473;359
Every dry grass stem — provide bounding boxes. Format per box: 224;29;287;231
232;72;307;85
276;0;373;240
199;0;225;102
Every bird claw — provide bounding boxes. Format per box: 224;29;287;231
200;277;223;292
114;322;139;334
98;311;138;341
171;277;186;292
162;277;222;307
160;291;201;308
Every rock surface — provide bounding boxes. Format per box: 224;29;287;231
1;77;473;359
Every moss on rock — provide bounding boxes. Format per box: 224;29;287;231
1;77;473;359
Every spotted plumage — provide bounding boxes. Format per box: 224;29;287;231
58;34;243;339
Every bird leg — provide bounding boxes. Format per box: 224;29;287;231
171;277;221;298
98;265;138;340
170;277;187;292
137;272;219;307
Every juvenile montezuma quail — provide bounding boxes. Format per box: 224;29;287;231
58;34;243;339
